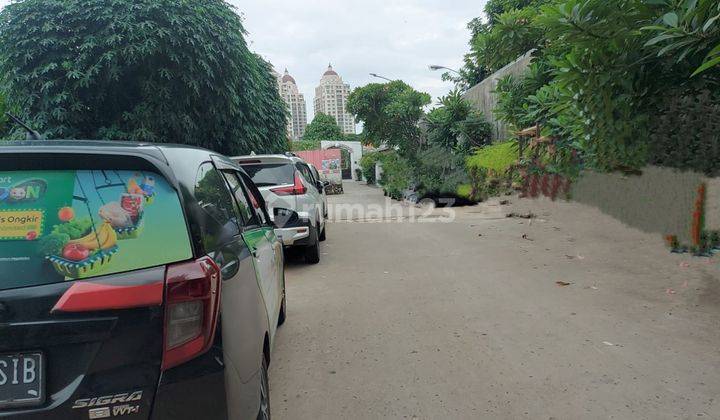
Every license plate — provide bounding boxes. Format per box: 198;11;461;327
0;352;44;409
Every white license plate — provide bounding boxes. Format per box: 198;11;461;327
0;352;44;409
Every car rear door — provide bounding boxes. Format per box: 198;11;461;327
219;170;280;338
0;161;193;419
191;162;266;419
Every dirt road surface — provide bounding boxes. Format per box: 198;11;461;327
270;181;720;420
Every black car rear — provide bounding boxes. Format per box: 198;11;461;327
0;142;228;419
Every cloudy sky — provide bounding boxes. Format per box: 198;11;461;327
236;0;486;120
0;0;487;121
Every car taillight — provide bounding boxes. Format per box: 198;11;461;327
162;256;221;371
270;171;307;195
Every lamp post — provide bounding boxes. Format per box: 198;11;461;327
428;65;460;75
369;73;393;82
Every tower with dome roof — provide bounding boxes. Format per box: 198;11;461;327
313;64;355;135
277;68;308;141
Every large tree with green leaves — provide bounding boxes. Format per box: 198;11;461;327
301;112;343;143
0;92;7;137
0;0;288;155
346;81;431;156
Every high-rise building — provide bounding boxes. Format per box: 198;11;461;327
313;64;355;135
278;68;308;141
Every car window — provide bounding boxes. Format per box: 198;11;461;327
0;169;193;290
195;162;240;251
296;163;315;185
237;172;269;226
240;162;294;187
310;165;321;182
222;171;262;228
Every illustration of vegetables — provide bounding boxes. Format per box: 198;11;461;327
39;232;70;256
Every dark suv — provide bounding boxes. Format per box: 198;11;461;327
0;141;286;419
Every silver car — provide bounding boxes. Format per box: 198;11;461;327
233;154;327;264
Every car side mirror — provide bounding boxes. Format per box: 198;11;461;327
273;207;299;228
315;180;324;191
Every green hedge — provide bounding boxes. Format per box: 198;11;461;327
466;141;518;173
359;152;381;184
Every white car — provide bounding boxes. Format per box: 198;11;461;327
233;153;328;263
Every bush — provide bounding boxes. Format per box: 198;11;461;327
377;151;412;199
467;141;518;174
648;89;720;176
360;152;380;184
466;141;520;200
413;146;470;198
456;184;473;200
0;0;288;155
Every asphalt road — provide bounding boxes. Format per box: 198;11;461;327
270;181;720;420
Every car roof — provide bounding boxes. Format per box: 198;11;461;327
0;140;225;188
232;154;304;164
0;139;212;161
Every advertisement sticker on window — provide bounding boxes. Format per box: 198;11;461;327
0;170;192;290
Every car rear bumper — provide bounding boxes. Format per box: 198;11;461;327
151;346;229;420
274;217;313;246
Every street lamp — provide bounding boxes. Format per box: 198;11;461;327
428;65;460;75
369;73;393;82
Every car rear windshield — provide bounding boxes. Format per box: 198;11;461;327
0;169;193;290
240;163;294;187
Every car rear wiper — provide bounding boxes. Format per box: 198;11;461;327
5;112;43;140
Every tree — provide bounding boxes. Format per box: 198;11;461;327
448;0;550;90
0;92;7;138
346;81;431;156
0;0;288;155
301;112;344;145
484;0;552;24
643;0;720;77
425;90;493;155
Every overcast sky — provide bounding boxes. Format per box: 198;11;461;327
236;0;486;120
0;0;487;121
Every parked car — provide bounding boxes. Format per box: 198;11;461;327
0;141;287;420
233;154;328;264
308;163;328;219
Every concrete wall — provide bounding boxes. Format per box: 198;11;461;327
463;50;534;141
570;166;719;243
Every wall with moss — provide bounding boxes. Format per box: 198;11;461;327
570;166;719;243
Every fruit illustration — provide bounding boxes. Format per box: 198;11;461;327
58;207;75;222
99;201;134;228
26;231;37;240
62;243;90;261
127;178;144;195
67;222;117;251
